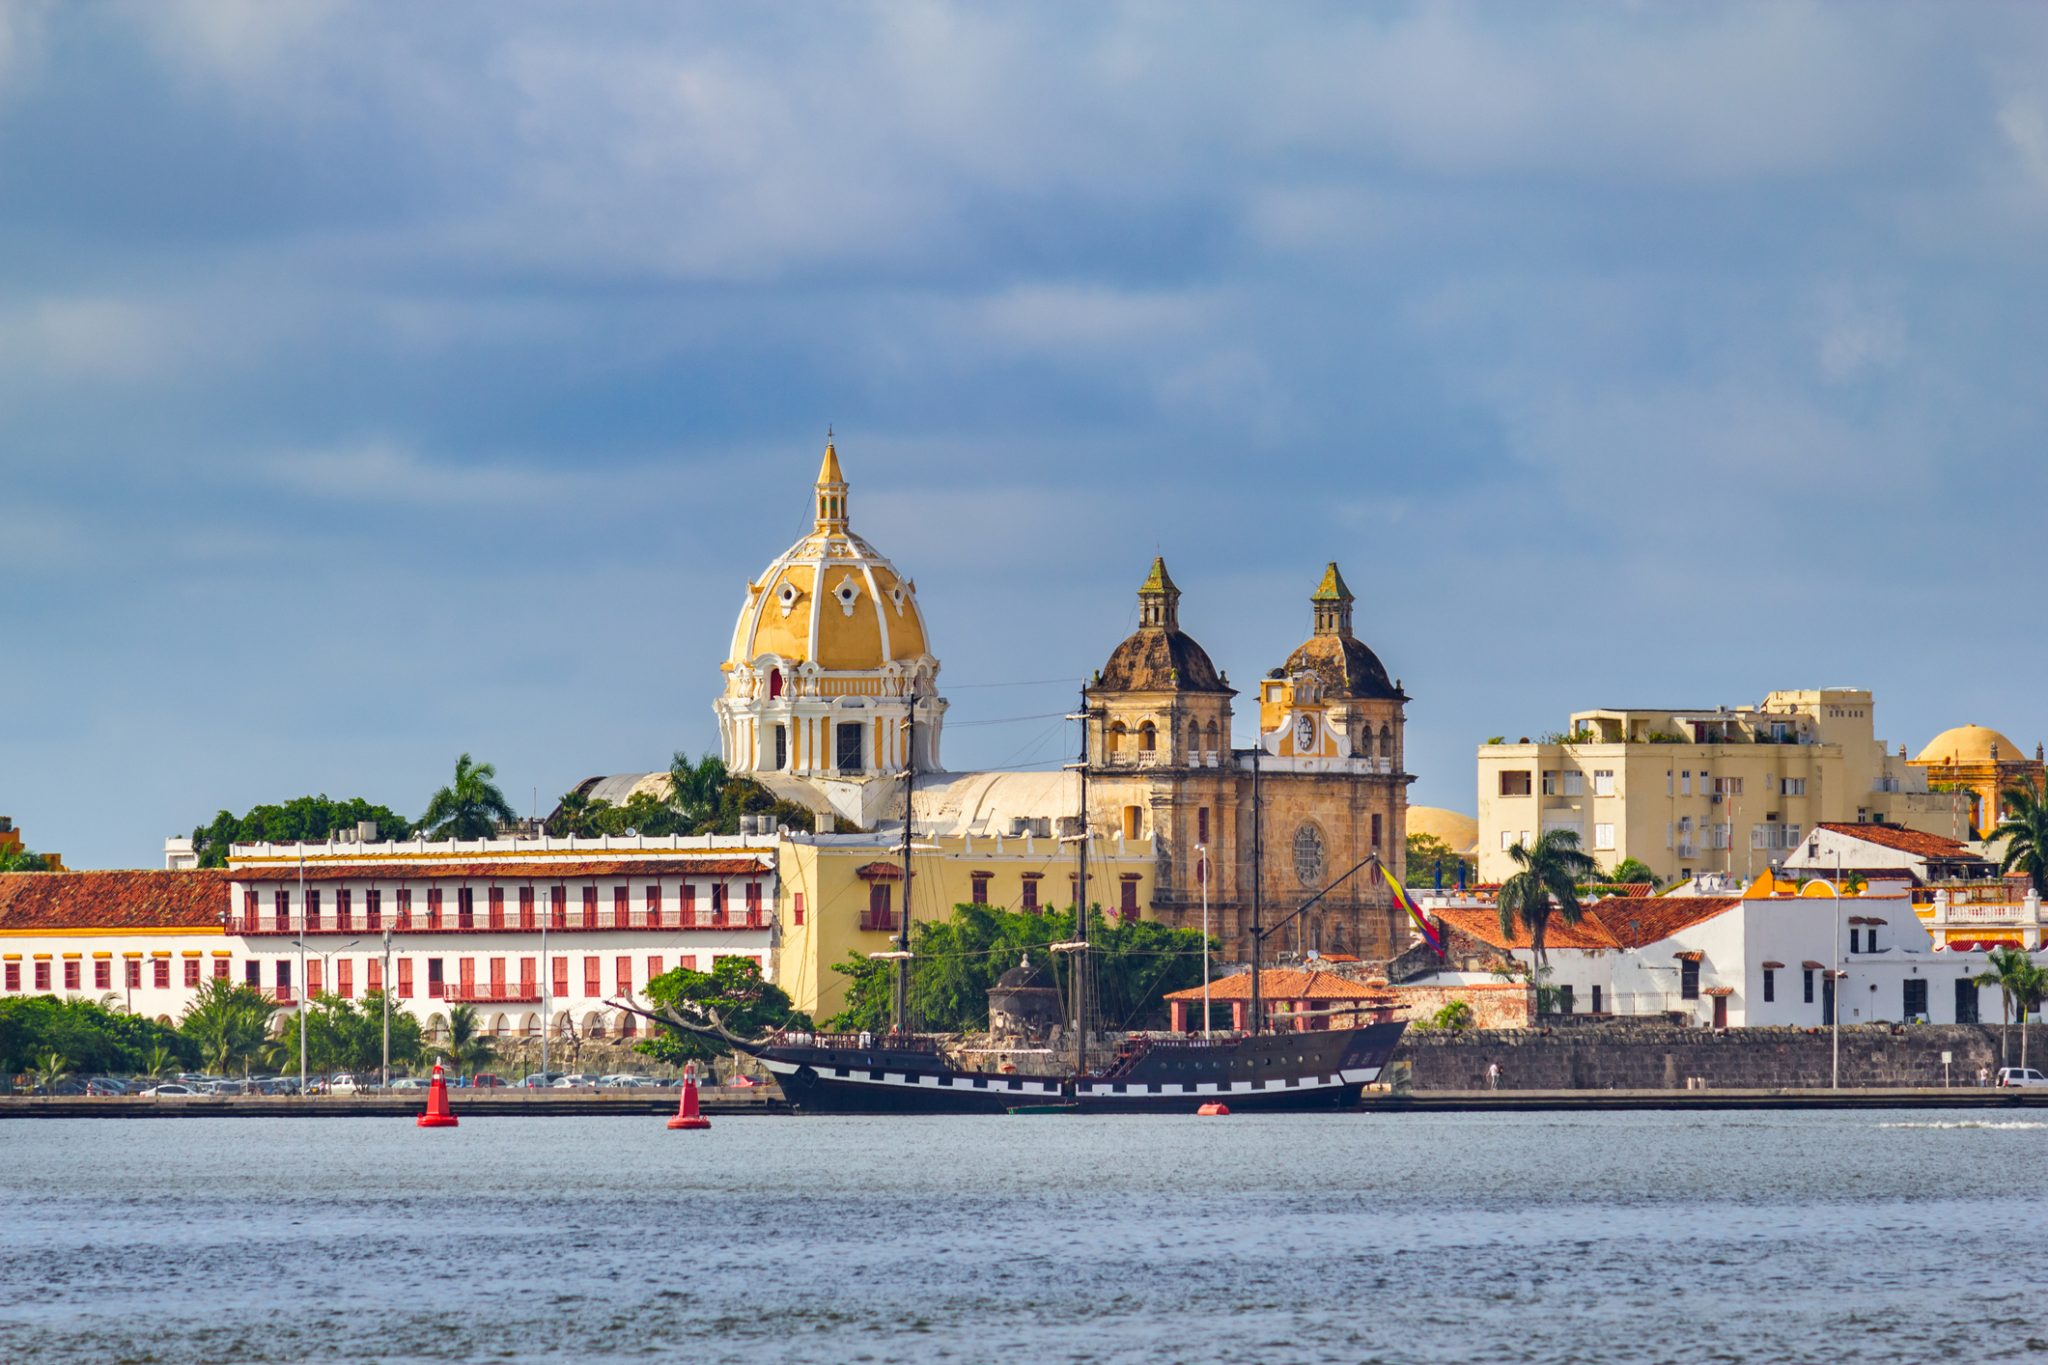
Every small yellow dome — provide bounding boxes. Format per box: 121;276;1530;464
1914;723;2024;766
1408;806;1478;856
726;441;932;675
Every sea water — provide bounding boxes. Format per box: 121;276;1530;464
1;1111;2041;1364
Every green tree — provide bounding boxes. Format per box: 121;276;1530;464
420;754;517;841
1993;776;2048;899
640;957;810;1066
1604;858;1662;889
668;751;729;830
140;1043;178;1080
1497;829;1599;977
1429;1000;1474;1031
1404;833;1463;888
548;788;600;837
1975;946;2048;1070
179;979;274;1076
0;845;51;872
349;990;424;1075
0;996;189;1076
29;1049;70;1094
438;1003;495;1076
190;795;412;868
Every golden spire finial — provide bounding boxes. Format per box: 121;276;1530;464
815;430;848;530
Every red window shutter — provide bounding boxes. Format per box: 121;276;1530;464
793;892;805;927
583;957;600;996
616;956;632;995
552;956;569;998
682;884;697;924
397;889;412;929
646;884;662;927
582;886;597;927
489;957;506;995
519;957;536;994
96;960;112;989
274;890;290;931
613;886;629;928
551;885;567;928
648;956;663;980
397;958;414;999
336;888;352;931
459;958;476;995
307;889;321;929
489;888;505;931
519;887;535;930
367;958;383;993
336;959;353;999
183;959;200;988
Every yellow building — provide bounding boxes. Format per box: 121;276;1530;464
1907;723;2044;838
772;829;1158;1020
1476;689;1954;885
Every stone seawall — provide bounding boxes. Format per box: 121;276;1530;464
1394;1022;2040;1090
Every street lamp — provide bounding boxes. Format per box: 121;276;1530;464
289;935;358;1089
1196;842;1211;1039
381;926;393;1090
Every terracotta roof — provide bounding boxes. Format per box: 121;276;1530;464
854;862;903;880
1161;969;1391;1002
228;858;769;883
0;870;231;931
1435;897;1741;952
1815;823;1984;861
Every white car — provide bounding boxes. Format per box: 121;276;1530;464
1996;1067;2048;1088
390;1077;428;1092
138;1083;200;1097
329;1074;363;1095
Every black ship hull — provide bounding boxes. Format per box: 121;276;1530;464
749;1022;1407;1115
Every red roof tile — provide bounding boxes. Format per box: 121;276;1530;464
1161;969;1391;1002
1434;897;1741;952
227;858;768;883
1433;907;1620;952
0;870;231;931
1815;823;1983;860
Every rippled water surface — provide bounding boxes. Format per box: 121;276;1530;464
3;1110;2042;1364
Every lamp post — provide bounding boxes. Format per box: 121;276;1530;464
539;882;551;1080
381;926;393;1090
297;853;307;1093
1196;842;1211;1039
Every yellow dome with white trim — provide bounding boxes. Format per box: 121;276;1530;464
1914;723;2024;766
725;439;932;675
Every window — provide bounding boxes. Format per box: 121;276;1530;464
552;957;569;998
1680;960;1700;1000
367;958;382;993
582;886;597;926
1562;771;1584;797
970;874;990;905
427;958;444;998
1803;968;1815;1004
745;882;764;925
583;957;601;997
616;956;633;995
1119;878;1139;920
274;889;291;932
774;725;788;771
794;891;807;926
1021;877;1040;912
183;959;200;988
1556;985;1574;1015
837;722;865;773
1541;770;1559;796
1139;723;1157;752
307;889;322;930
1371;813;1383;850
488;887;505;930
336;889;352;931
397;889;412;929
1781;778;1806;796
1681;771;1692;796
866;883;894;931
682;884;698;925
489;957;506;996
1594;824;1615;851
644;956;661;983
520;957;537;995
519;886;536;930
366;889;382;931
1123;805;1142;840
1592;770;1614;797
1197;807;1210;844
242;891;259;932
34;960;51;991
336;959;353;999
645;885;662;928
245;961;260;987
64;960;81;991
7;962;24;991
458;958;475;997
1713;777;1743;797
153;958;171;989
128;960;142;989
712;884;728;923
276;961;292;995
1903;978;1928;1021
1501;831;1516;851
1591;985;1603;1014
614;886;629;928
95;960;111;990
1666;770;1674;796
1763;969;1775;1003
1956;977;1980;1025
458;888;475;930
428;888;444;930
1293;825;1326;885
1499;770;1533;797
397;958;414;999
307;959;322;995
551;885;567;929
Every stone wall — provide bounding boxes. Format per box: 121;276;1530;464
1395;1021;2032;1090
1389;982;1532;1031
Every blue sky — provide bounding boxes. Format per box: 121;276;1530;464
4;3;2047;868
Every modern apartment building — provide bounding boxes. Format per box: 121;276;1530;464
1475;689;1955;884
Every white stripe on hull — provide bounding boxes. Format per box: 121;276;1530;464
760;1055;1380;1099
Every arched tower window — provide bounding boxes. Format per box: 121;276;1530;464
768;668;783;700
1139;722;1158;753
1107;721;1127;757
1379;723;1394;764
1206;718;1221;758
1187;722;1201;761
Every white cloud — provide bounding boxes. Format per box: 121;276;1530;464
0;298;169;380
261;442;585;506
1999;96;2048;188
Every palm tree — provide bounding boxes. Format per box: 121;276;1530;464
29;1050;70;1094
1974;946;2047;1068
441;1003;495;1077
0;846;51;873
549;788;596;838
421;754;518;841
180;979;273;1076
1993;777;2048;899
1497;829;1599;986
140;1043;177;1080
668;751;728;832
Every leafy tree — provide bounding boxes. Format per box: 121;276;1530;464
0;996;190;1076
668;751;729;830
1975;947;2048;1070
350;990;425;1075
547;788;601;837
0;845;51;872
1993;777;2048;899
420;754;517;841
179;979;275;1076
140;1043;178;1079
438;1003;495;1076
1604;858;1661;889
29;1049;70;1094
640;957;810;1066
826;903;1212;1035
190;795;412;868
1404;833;1464;888
1428;1000;1474;1031
1497;829;1598;972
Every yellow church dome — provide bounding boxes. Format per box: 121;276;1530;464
1407;806;1478;856
1914;723;2024;766
726;438;932;676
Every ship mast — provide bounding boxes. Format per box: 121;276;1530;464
1249;738;1264;1036
893;691;916;1035
1062;693;1092;1081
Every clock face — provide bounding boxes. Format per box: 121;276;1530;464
1295;716;1316;751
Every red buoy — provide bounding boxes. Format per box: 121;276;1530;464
416;1062;459;1128
667;1061;711;1130
1197;1102;1230;1116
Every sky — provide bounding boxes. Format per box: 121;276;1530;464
4;2;2047;869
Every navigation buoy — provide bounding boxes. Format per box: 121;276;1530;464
1197;1102;1231;1116
417;1062;458;1128
667;1061;711;1131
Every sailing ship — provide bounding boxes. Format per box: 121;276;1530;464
625;690;1407;1114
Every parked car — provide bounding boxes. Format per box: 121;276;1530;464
1996;1067;2048;1088
517;1072;565;1089
471;1073;507;1089
550;1074;600;1089
137;1083;200;1097
390;1077;428;1092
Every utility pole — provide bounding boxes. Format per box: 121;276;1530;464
1197;842;1211;1039
297;851;308;1093
893;692;916;1035
381;926;393;1090
1249;742;1264;1035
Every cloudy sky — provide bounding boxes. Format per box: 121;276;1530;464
4;3;2046;868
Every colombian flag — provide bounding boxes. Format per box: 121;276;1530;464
1382;862;1443;956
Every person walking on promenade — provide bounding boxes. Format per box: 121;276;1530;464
1486;1061;1501;1091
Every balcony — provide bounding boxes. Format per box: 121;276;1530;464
445;986;544;1005
232;910;771;936
260;987;296;1006
858;914;900;933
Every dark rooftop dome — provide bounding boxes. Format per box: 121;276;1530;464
1091;558;1232;695
1283;562;1402;701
